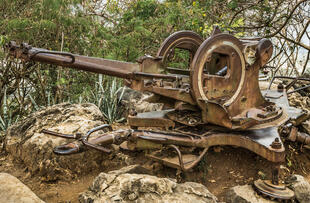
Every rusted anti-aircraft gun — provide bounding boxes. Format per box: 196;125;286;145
6;27;308;201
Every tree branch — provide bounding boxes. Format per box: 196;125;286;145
264;0;308;38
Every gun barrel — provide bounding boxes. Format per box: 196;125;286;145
7;42;140;79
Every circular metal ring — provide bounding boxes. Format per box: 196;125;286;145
190;34;246;108
157;30;203;70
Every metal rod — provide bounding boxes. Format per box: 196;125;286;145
133;72;183;80
272;164;280;185
82;124;113;153
84;124;112;142
41;129;76;139
268;75;310;90
287;84;310;95
31;50;75;64
167;145;209;171
82;139;111;153
168;145;185;171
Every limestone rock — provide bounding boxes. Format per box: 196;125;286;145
79;165;217;203
225;185;277;203
119;87;164;113
4;103;110;181
226;177;310;203
287;175;310;203
288;92;310;111
118;87;144;102
301;120;310;135
0;173;44;203
107;164;150;175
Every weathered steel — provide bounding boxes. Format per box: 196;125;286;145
7;28;305;162
128;110;175;129
7;28;306;200
254;179;295;200
7;29;287;130
41;125;286;163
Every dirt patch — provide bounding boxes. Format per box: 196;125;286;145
1;92;310;202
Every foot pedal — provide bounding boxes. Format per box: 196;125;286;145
146;145;208;171
147;152;198;169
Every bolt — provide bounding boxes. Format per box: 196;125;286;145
277;83;284;92
270;138;282;149
75;133;82;139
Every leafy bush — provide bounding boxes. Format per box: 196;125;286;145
1;0;308;133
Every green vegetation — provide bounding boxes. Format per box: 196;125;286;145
0;0;309;129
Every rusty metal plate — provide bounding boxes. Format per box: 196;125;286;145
128;110;175;129
147;153;198;170
204;127;286;163
262;90;307;122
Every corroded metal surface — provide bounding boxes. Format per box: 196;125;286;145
41;124;286;163
6;29;287;130
190;33;284;129
6;28;304;164
128;110;175;129
7;28;308;201
254;179;295;201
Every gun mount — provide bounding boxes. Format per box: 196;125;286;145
6;27;308;201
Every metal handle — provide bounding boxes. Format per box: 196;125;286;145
81;139;112;153
53;143;81;155
84;124;112;141
81;124;113;153
42;124;113;153
30;50;76;64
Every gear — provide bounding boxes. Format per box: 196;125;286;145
253;179;295;201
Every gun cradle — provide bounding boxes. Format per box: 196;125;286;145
8;29;287;130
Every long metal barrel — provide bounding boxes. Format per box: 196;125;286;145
6;41;140;79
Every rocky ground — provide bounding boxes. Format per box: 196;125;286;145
0;86;310;202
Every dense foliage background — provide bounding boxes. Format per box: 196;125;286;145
0;0;309;131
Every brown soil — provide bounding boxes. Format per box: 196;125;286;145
0;138;310;203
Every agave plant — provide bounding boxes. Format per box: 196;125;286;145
97;76;125;124
86;75;125;124
0;88;19;132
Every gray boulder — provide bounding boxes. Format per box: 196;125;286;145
4;103;110;181
225;185;276;203
301;119;310;135
288;92;310;110
79;165;218;203
0;173;44;203
119;87;164;113
287;174;310;203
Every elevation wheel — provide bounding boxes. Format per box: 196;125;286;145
190;33;246;108
157;31;203;73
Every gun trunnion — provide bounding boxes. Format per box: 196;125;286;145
6;28;308;201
